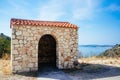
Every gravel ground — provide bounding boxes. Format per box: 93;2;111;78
64;65;120;80
0;59;120;80
0;64;120;80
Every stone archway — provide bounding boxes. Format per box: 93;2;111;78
38;34;56;69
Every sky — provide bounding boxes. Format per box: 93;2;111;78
0;0;120;45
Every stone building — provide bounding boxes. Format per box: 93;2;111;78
11;18;78;73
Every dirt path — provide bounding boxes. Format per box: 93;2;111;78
37;64;72;80
0;59;120;80
37;64;120;80
1;64;120;80
64;65;120;80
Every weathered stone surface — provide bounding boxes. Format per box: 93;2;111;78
23;32;29;36
14;44;19;48
12;35;15;39
28;63;34;68
15;56;22;60
12;24;78;73
15;65;21;70
16;31;22;35
12;40;18;44
19;40;23;44
12;50;18;54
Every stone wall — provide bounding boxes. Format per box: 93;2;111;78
11;25;78;73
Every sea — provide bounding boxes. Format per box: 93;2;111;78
78;45;113;57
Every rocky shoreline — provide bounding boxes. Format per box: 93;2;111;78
99;44;120;58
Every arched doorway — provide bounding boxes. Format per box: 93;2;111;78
38;34;56;70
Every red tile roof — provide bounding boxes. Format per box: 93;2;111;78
10;18;78;29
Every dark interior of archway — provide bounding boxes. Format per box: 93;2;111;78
38;35;56;70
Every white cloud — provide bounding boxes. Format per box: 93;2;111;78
72;0;100;21
38;0;101;21
38;0;66;21
72;8;92;20
0;0;101;21
0;0;101;22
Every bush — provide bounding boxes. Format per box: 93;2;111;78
0;33;11;58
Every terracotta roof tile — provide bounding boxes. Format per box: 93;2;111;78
10;18;78;29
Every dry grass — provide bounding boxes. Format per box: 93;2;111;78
0;59;11;75
2;54;10;60
0;59;37;80
78;57;120;67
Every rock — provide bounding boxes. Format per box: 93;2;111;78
99;44;120;58
15;56;22;60
12;40;18;44
16;31;22;35
73;60;79;66
15;65;21;71
28;63;34;68
12;50;18;54
19;40;23;44
12;35;15;39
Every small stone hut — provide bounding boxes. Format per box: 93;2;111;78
11;18;78;73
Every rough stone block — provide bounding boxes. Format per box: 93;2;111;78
12;40;18;44
28;63;34;68
12;50;18;54
15;65;21;71
16;31;22;35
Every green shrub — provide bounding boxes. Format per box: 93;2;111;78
0;33;11;58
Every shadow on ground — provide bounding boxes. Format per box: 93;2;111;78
16;63;120;80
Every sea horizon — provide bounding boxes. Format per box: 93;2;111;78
78;45;114;58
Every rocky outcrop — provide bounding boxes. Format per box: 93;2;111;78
99;44;120;58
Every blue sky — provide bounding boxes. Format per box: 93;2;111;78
0;0;120;45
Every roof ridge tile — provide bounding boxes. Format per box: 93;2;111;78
10;18;78;29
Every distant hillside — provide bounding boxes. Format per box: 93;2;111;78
79;45;113;47
99;44;120;58
0;33;10;40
